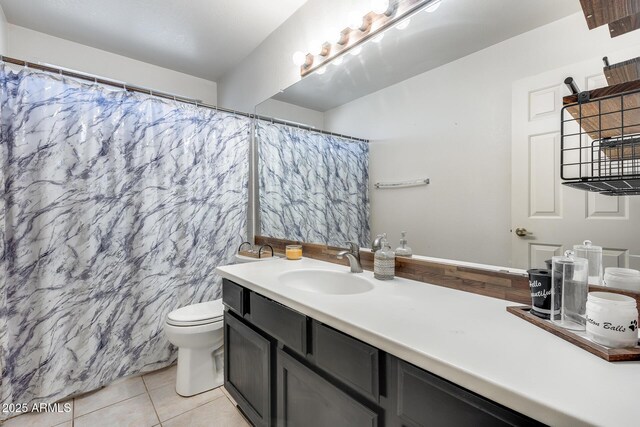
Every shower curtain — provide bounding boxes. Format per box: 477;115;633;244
0;65;250;415
256;121;369;247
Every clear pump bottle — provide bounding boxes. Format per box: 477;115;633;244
395;231;413;257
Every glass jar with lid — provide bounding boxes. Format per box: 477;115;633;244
573;240;602;285
551;250;589;330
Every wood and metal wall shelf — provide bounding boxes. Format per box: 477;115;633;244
561;79;640;196
579;0;640;38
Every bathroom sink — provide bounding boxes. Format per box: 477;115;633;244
278;269;374;295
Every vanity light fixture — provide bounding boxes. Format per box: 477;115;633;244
296;0;443;77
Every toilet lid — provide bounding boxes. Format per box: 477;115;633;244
167;300;224;325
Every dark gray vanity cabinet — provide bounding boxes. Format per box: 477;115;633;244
222;279;544;427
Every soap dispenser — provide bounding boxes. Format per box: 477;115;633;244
374;234;395;280
395;231;413;258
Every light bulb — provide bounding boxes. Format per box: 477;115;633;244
348;10;364;29
371;0;389;14
308;40;322;56
372;33;384;43
350;45;362;56
324;27;342;44
292;51;306;66
332;56;344;66
395;18;410;30
316;66;327;75
425;0;442;12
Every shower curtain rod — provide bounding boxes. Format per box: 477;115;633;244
252;113;369;143
0;55;368;143
0;55;252;119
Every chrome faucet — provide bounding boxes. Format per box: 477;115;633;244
337;241;363;273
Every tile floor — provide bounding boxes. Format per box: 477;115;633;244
3;365;250;427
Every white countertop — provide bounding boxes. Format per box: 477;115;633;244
216;257;640;427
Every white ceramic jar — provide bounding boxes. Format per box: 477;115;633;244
586;292;638;348
603;268;640;292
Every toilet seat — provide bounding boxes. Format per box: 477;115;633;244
167;300;224;327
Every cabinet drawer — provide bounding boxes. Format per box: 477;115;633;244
249;292;307;354
277;348;378;427
393;359;542;427
312;321;379;402
222;279;246;316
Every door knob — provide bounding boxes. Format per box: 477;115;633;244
515;227;532;237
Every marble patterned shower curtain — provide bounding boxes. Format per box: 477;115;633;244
256;121;369;247
0;65;250;415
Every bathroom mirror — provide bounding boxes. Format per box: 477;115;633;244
253;0;640;285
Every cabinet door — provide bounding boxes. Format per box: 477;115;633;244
277;348;378;427
224;311;272;427
390;359;542;427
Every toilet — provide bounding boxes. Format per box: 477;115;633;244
164;299;225;396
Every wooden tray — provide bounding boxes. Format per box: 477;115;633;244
238;250;273;259
507;306;640;362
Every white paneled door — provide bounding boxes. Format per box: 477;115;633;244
511;57;640;271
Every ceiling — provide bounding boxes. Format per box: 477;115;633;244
272;0;582;112
0;0;307;81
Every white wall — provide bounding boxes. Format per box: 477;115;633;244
6;24;217;105
324;12;640;266
0;5;8;55
257;99;324;129
217;0;370;111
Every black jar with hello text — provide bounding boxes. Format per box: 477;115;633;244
528;269;555;319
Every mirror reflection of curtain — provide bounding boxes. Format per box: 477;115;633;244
0;65;250;417
256;121;370;247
